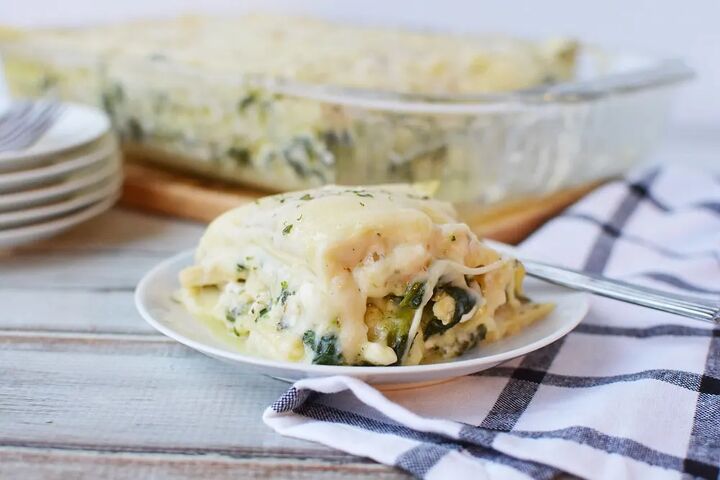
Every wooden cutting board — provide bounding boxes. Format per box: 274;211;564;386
120;161;601;245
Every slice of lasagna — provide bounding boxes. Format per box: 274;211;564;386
178;185;552;366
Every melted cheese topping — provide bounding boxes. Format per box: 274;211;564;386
6;14;577;95
179;184;552;365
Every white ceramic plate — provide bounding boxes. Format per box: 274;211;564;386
0;152;121;212
0;172;121;229
0;102;111;167
0;194;118;249
135;248;589;386
0;135;117;193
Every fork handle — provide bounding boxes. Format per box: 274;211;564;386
523;260;720;324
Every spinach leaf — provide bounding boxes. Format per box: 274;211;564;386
302;330;343;365
238;92;258;111
227;147;251;166
399;281;425;309
423;286;476;337
126;118;144;141
302;330;316;347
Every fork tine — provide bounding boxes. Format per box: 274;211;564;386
2;110;60;151
0;102;46;142
0;105;57;150
0;102;34;137
0;102;64;152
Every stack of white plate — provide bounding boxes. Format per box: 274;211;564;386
0;101;122;249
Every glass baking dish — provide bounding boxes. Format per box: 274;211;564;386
0;38;692;203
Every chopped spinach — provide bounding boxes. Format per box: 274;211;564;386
227;147;251;166
302;330;343;365
277;281;292;304
388;332;409;364
302;330;316;347
100;83;124;119
399;281;425;309
423;286;476;337
321;130;353;149
277;290;291;305
126;117;144;141
238;92;258;111
39;75;58;92
280;135;333;182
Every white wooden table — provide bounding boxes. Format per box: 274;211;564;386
1;208;409;479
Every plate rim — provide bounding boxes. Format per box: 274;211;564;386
0;152;121;209
0;135;117;190
0;193;119;247
135;248;589;378
0;172;122;228
0;101;111;164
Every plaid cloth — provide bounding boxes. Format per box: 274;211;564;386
263;166;720;480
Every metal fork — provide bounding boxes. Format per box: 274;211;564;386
0;101;64;153
523;259;720;324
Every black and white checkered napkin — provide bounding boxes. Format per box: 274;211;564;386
264;166;720;480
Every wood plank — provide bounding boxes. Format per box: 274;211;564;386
1;207;203;255
0;250;168;289
0;448;409;480
121;162;267;223
457;180;603;243
0;334;339;455
0;290;153;334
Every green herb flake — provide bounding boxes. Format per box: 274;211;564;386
300;193;313;201
359;202;365;207
225;309;236;323
353;191;374;198
280;280;289;290
236;263;247;273
282;224;293;235
258;307;269;318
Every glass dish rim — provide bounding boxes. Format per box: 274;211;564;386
1;41;694;113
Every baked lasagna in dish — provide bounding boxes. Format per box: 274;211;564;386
0;16;578;199
178;185;553;366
